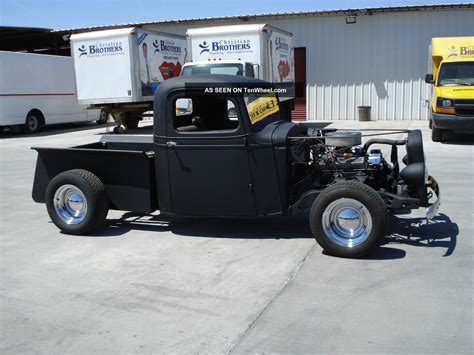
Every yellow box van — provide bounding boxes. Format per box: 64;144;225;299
425;37;474;141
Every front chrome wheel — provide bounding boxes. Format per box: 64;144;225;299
322;198;372;248
53;184;88;225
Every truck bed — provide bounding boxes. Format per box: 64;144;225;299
32;135;158;213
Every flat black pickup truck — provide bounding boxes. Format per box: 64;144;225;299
32;75;440;258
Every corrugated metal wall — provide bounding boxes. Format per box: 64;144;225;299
147;8;473;121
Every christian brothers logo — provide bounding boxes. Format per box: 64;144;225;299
156;40;182;54
199;41;210;54
447;45;474;58
198;39;251;55
78;41;124;58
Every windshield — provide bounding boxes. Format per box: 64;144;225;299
245;93;282;131
437;61;474;86
181;63;244;76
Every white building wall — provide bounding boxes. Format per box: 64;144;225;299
146;8;473;121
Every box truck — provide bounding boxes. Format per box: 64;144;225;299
70;28;187;132
0;51;103;133
425;37;474;141
181;24;295;118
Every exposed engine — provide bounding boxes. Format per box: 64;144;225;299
288;129;436;208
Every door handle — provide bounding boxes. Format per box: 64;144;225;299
167;141;178;148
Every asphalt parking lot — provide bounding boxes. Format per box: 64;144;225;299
0;120;472;354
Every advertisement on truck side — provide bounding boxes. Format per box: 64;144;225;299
266;30;294;83
137;30;188;97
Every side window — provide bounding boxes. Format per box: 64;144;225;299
173;96;240;133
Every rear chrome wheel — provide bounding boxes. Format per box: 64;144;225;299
322;198;372;248
53;184;88;225
46;169;109;235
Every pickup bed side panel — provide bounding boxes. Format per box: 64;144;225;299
32;147;157;213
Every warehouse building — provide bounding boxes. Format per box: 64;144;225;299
1;3;473;121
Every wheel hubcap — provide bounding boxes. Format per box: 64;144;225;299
322;198;372;248
53;184;87;225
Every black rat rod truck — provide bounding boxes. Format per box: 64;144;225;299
32;75;440;258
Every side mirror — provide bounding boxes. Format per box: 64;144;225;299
425;74;434;84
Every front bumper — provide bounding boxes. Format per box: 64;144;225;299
432;112;474;131
426;176;440;220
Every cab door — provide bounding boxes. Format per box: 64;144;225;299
166;93;256;217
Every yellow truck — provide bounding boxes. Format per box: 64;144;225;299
425;37;474;141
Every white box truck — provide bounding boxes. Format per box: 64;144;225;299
70;28;187;132
181;24;295;117
0;51;103;133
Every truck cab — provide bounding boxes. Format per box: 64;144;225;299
425;37;474;141
32;75;440;258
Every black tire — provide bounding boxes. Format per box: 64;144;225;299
96;110;108;124
22;111;43;133
124;114;140;129
309;181;387;258
45;169;109;235
431;127;443;142
113;126;126;134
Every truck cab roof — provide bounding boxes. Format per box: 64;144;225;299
155;74;270;99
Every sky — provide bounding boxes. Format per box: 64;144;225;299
0;0;471;30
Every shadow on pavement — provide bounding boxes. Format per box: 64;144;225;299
385;213;459;257
366;246;407;260
321;245;407;260
82;211;458;258
86;212;313;240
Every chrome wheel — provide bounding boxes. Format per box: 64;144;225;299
53;184;88;225
322;198;372;248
